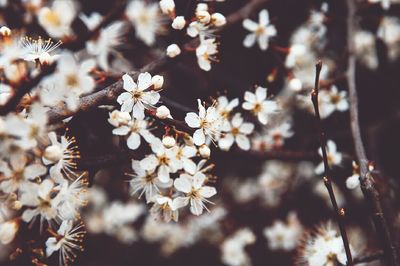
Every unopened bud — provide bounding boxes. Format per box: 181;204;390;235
0;26;11;37
196;10;211;24
151;75;164;89
166;44;181;58
211;13;226;27
44;145;63;163
199;144;210;158
156;105;171;119
172;16;186;30
162;136;176;148
196;3;208;12
0;220;18;245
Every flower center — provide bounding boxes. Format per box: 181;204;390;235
66;74;79;88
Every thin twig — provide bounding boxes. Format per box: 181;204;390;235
346;0;398;265
311;61;353;266
354;251;384;264
0;63;57;115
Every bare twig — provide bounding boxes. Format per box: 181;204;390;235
0;63;57;116
354;251;384;264
46;0;268;124
346;0;398;265
311;61;353;266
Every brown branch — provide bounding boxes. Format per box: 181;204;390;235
46;0;268;124
346;0;399;265
0;63;57;116
311;61;353;266
354;251;384;264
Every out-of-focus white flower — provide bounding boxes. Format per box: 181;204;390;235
173;171;216;215
0;153;47;193
0;84;12;105
185;99;222;146
108;110;131;127
20;36;61;64
298;222;357;266
242;86;278;125
0;26;11;36
219;113;254;151
159;0;175;16
38;0;77;38
117;72;161;119
150;195;180;222
378;16;400;61
20;179;58;223
166;43;181;58
263;212;303;251
126;1;162;46
319;86;349;118
354;31;378;69
172;16;186;30
46;220;86;266
242;9;277;50
346;162;360;190
221;228;256;266
85;19;127;71
288;78;303;91
315;140;342;174
196;38;218;71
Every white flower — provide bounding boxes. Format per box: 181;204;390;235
221;228;256;266
46;220;86;266
20;36;61;64
42;132;80;183
56;175;88;220
20;179;59;223
0;153;47;193
107;110;131;127
117;73;161;119
196;38;218;71
319;86;349;119
166;43;181;58
315;140;342;174
216;96;239;119
242;86;278;125
38;0;77;38
129;160;166;203
126;0;162;46
354;31;378;69
242;9;277;50
173;172;216;215
263;212;303;251
159;0;175;15
185;99;223;146
219;113;254;151
150;195;180;222
111;113;155;150
85;20;127;71
140;139;182;183
51;53;96;111
377;16;400;61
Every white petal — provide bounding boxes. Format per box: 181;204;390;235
24;164;47;180
243;33;257;48
193;129;206;146
259;9;270;26
174;175;192;193
242;19;258;31
122;74;136;92
157;165;170;183
236;135;251;150
199;186;216;198
127;132;141;150
185;113;201;128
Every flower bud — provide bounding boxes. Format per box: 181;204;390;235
199;144;210;158
44;145;63;163
0;26;11;37
151;75;164;89
156;105;171;119
159;0;175;15
211;13;226;27
196;3;208;12
162;136;176;148
0;220;18;245
196;10;211;24
108;110;131;127
166;44;181;58
172;16;186;30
